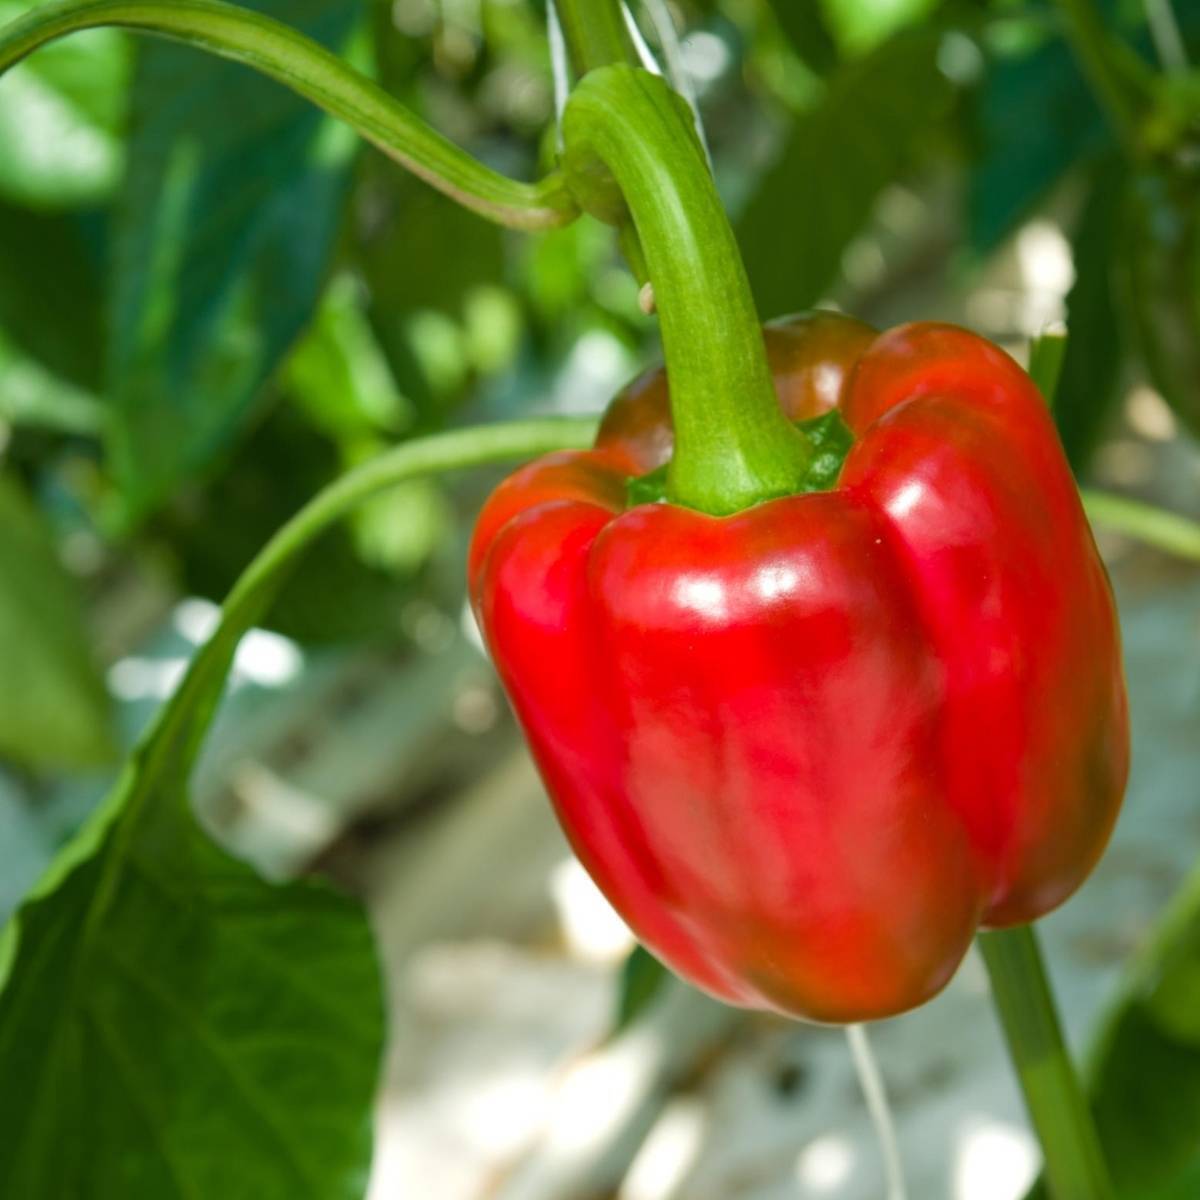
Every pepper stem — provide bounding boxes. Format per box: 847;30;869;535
561;66;811;515
977;926;1115;1199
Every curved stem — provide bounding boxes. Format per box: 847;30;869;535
845;1025;908;1200
223;418;597;622
0;0;577;231
562;66;810;514
125;417;599;821
978;926;1115;1200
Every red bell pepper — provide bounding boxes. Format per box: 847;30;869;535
468;313;1129;1023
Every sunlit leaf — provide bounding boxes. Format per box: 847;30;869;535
0;0;130;206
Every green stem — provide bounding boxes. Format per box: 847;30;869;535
115;416;600;835
562;67;810;514
551;0;634;76
0;0;576;231
222;418;597;626
978;926;1115;1200
1080;488;1200;560
1053;0;1152;153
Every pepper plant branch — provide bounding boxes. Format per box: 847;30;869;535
562;66;810;514
115;419;600;837
52;416;601;1039
0;0;577;231
978;927;1115;1200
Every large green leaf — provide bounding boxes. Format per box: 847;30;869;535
968;27;1106;256
106;0;362;520
0;418;596;1199
0;791;382;1198
0;475;386;1196
737;29;955;319
0;0;130;207
0;475;113;768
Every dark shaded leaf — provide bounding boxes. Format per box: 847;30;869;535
613;944;670;1034
106;0;362;519
737;29;955;319
1120;164;1200;438
968;30;1107;255
1055;156;1127;470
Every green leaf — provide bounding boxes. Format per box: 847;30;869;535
737;29;955;319
0;0;130;207
1120;164;1200;439
1028;329;1068;407
969;27;1106;256
0;793;382;1199
613;945;670;1034
106;0;363;520
1054;157;1127;470
0;418;597;1199
0;474;113;768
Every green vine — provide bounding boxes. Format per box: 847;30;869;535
0;0;578;230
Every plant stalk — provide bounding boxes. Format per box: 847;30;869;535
550;0;634;76
0;0;576;230
561;66;810;513
978;926;1115;1200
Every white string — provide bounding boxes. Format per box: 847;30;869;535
1143;0;1189;72
546;0;571;147
638;0;712;167
845;1024;908;1200
620;0;663;74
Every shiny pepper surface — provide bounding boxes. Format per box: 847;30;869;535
469;314;1129;1023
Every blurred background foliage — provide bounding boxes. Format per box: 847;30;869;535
5;0;1198;724
3;0;1200;1195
